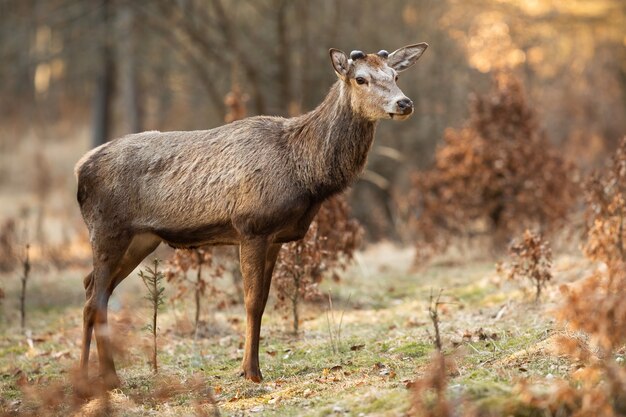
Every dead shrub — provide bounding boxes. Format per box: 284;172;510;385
127;373;219;415
165;247;228;336
410;353;451;417
516;375;623;417
540;137;626;415
583;137;626;266
6;368;219;417
409;73;578;261
499;229;552;301
273;193;362;333
558;138;626;354
6;367;112;417
409;353;473;417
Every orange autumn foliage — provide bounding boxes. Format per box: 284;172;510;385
273;194;362;333
410;74;577;260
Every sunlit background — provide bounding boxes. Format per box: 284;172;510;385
1;0;624;242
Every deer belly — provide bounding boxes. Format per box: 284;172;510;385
153;222;239;248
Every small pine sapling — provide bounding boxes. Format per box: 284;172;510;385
273;194;362;333
139;259;166;373
501;230;552;301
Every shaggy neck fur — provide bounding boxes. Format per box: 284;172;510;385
285;81;377;200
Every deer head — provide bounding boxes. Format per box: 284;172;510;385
329;43;428;121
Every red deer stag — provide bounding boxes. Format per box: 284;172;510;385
75;43;428;388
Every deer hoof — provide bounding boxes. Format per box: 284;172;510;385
101;372;121;390
73;377;96;399
242;369;263;383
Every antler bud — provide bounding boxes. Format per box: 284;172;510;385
377;50;389;58
350;50;365;60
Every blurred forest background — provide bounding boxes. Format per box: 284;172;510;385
0;0;625;240
2;1;626;415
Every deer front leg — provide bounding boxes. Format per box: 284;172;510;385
239;237;272;382
262;244;282;309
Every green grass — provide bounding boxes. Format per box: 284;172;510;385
0;248;578;416
392;341;432;358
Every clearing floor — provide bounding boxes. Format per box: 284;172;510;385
0;242;591;416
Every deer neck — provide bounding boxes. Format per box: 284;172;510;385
286;81;377;199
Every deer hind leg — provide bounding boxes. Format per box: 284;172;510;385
109;233;162;293
80;271;95;376
84;232;132;389
80;234;160;384
102;234;163;387
240;237;275;382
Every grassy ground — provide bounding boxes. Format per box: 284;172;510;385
0;243;591;416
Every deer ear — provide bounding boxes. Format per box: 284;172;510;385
329;48;350;78
388;43;428;72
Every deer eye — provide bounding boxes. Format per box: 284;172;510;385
395;75;399;82
355;77;367;85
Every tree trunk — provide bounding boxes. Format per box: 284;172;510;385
296;0;311;111
91;0;115;148
210;0;266;114
276;0;292;115
119;5;142;133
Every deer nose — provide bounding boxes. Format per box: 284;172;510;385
396;98;413;113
